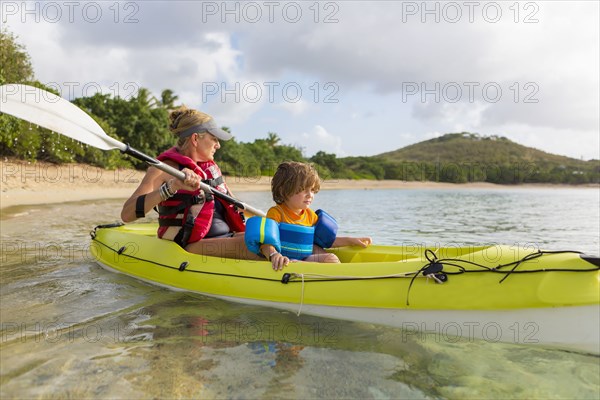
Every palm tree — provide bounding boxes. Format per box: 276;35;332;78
135;87;153;107
266;132;280;148
160;89;179;109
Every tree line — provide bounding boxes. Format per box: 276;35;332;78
1;29;598;184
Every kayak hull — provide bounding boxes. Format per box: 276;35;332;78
91;223;600;355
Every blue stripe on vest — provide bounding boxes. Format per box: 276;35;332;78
279;223;314;259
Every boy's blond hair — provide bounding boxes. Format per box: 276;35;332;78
271;162;321;204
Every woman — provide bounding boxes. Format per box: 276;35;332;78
121;106;261;260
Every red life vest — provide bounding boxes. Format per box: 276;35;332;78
156;147;245;246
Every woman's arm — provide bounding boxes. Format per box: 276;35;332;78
121;166;201;222
121;167;166;222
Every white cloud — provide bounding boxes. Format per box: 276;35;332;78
297;125;346;157
424;132;443;141
486;124;600;161
237;2;599;137
4;1;598;159
277;99;309;116
7;20;241;100
413;100;490;130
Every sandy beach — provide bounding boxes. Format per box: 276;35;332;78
1;159;596;210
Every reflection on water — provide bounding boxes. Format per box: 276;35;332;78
1;189;599;399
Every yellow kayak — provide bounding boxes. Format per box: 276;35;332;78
90;222;600;355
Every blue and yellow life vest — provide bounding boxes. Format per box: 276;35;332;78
279;223;315;259
244;210;338;260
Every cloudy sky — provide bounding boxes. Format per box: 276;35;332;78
3;1;599;159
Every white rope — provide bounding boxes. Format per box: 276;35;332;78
290;270;429;316
296;273;305;316
425;273;444;284
290;271;421;281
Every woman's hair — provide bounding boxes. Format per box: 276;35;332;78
271;162;321;204
168;106;212;147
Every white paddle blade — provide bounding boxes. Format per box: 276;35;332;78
0;84;125;151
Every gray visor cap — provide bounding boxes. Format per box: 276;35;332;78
177;119;232;141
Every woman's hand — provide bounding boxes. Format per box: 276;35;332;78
170;168;202;192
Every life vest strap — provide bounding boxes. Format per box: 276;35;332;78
158;217;184;227
203;176;224;188
157;193;204;215
174;214;196;248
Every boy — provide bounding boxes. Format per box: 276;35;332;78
249;162;372;270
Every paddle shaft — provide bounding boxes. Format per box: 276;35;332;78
122;144;266;216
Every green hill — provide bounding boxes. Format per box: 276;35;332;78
311;133;599;184
374;132;599;184
377;133;585;165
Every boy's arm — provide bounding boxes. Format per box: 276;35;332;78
259;244;290;271
260;207;289;270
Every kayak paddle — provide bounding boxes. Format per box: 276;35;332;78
0;83;266;217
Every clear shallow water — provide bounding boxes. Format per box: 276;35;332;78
1;188;599;399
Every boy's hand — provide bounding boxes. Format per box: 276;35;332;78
271;252;290;271
350;237;372;248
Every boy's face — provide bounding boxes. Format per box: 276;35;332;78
285;187;315;211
